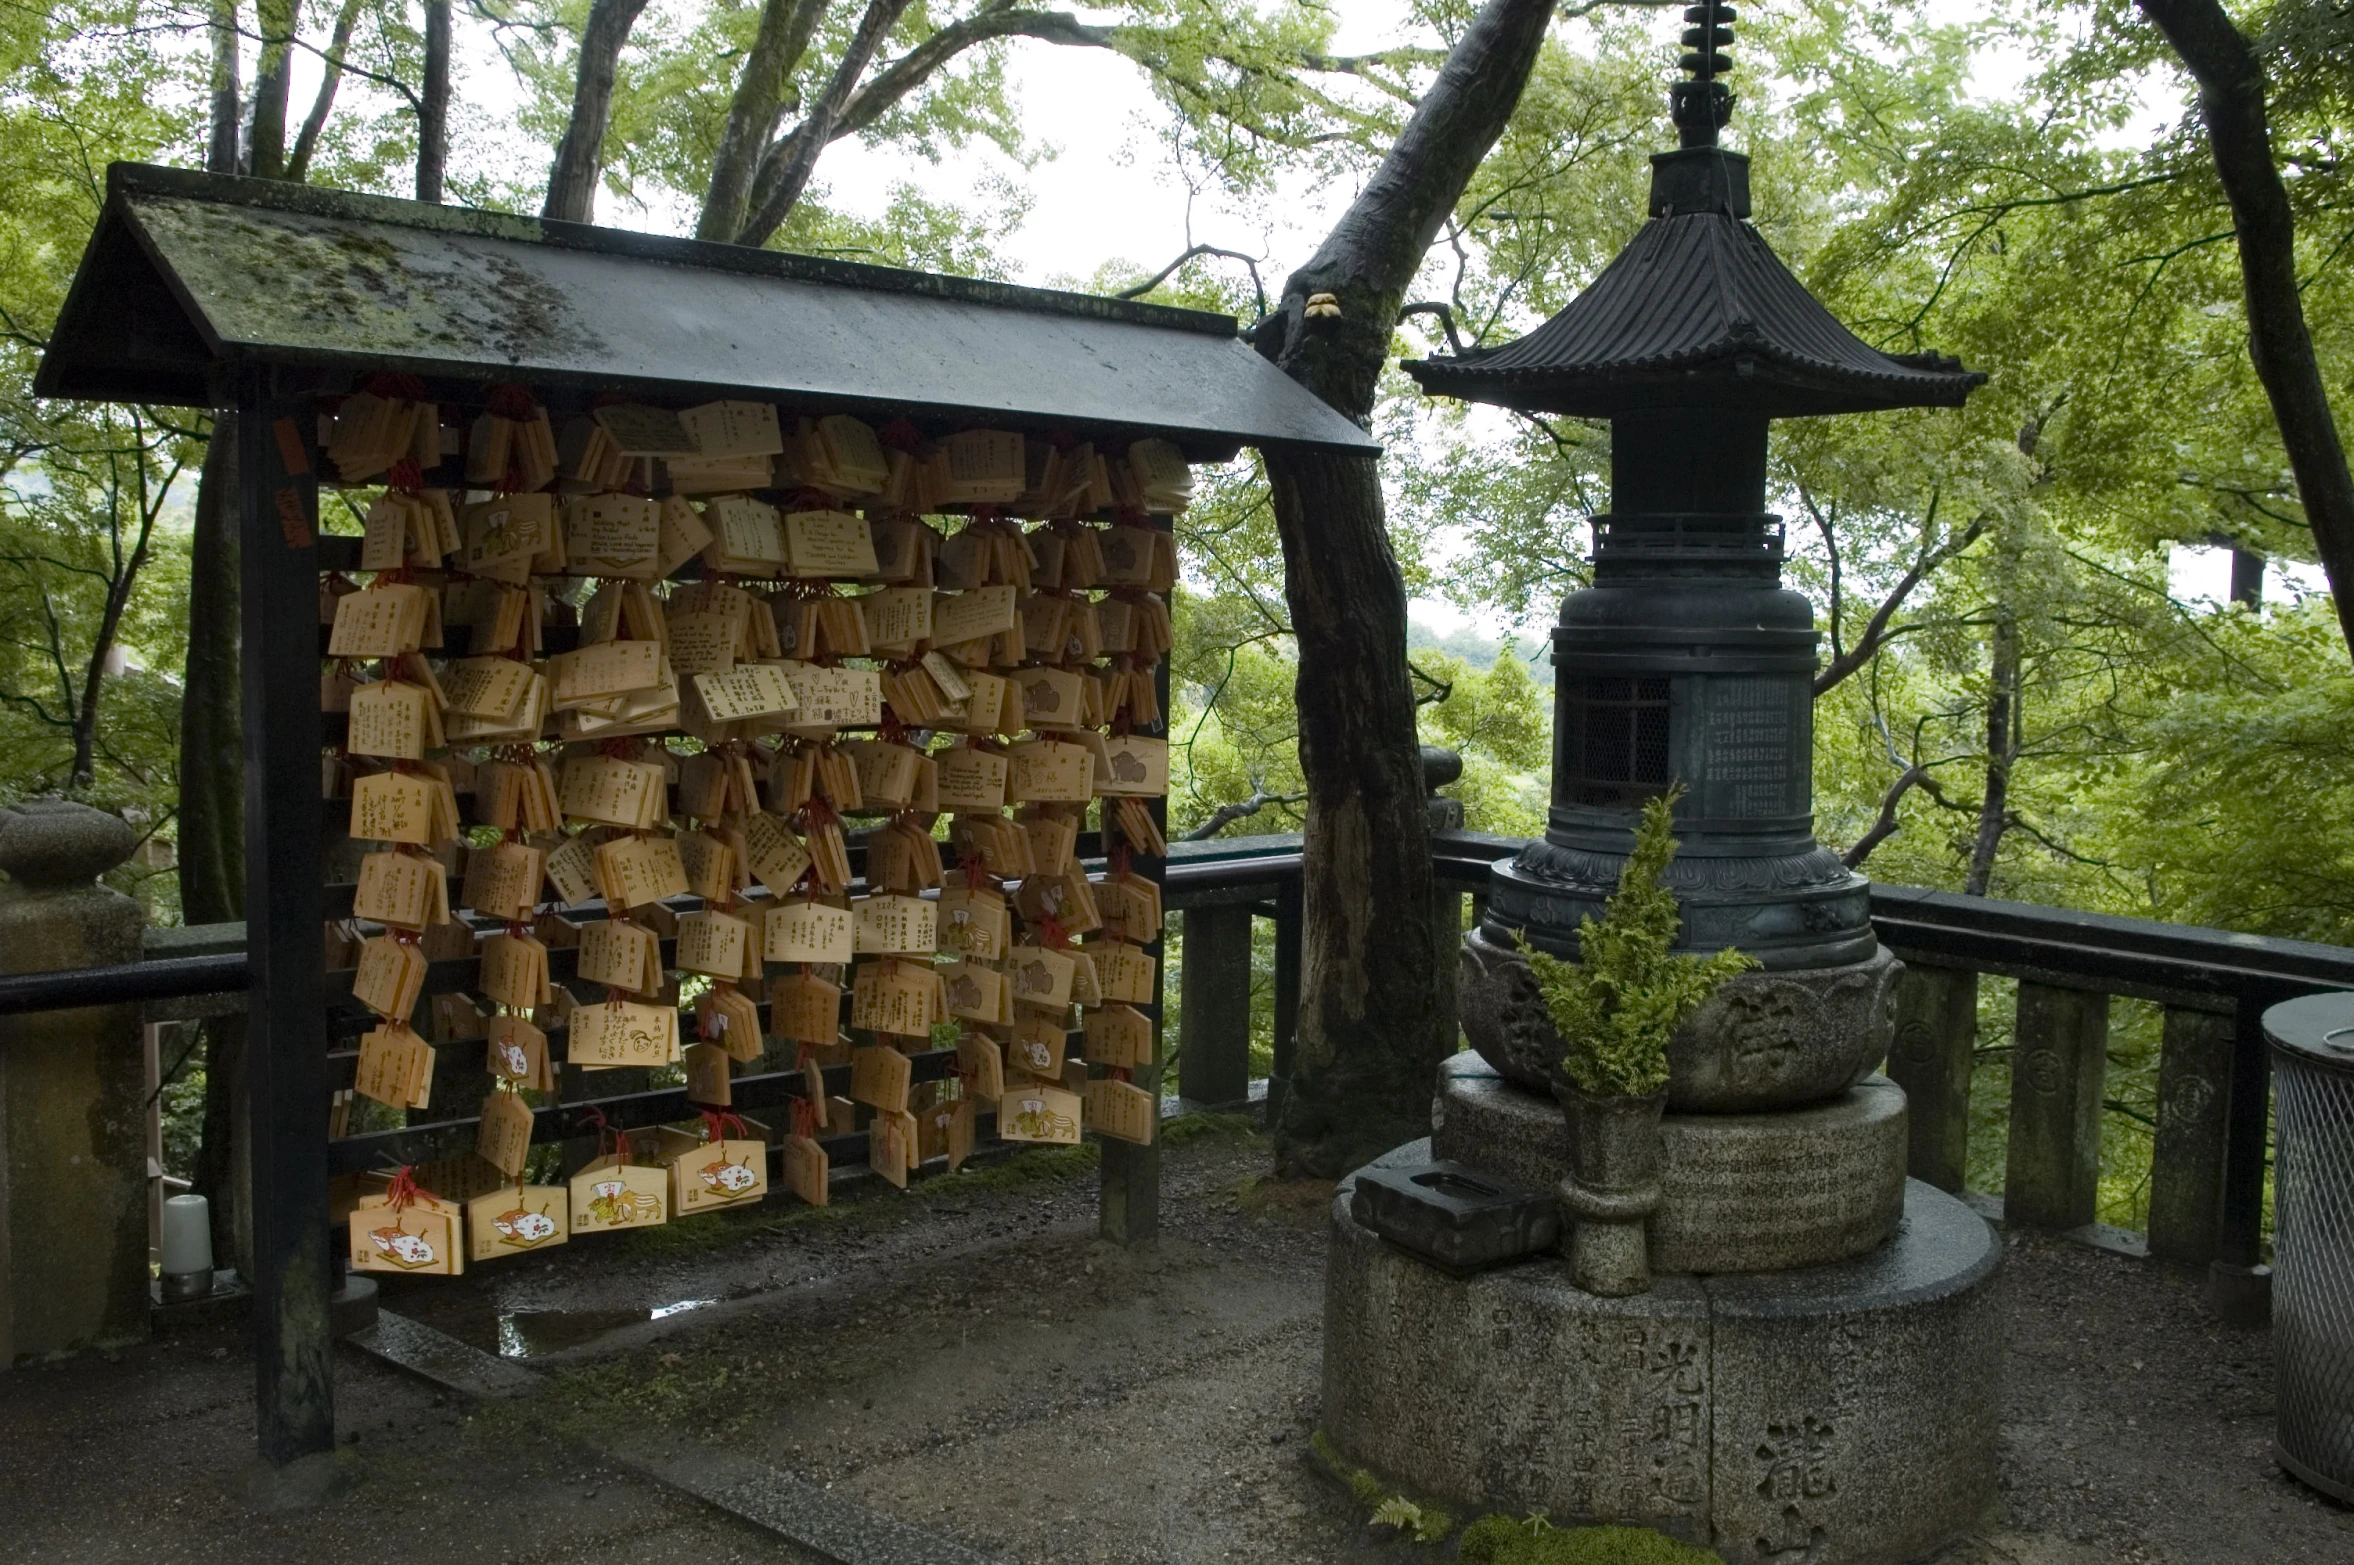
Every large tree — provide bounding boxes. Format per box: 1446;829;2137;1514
1250;0;1561;1177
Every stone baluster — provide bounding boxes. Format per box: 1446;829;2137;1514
2004;982;2110;1229
0;800;149;1359
1177;905;1253;1108
2148;1003;2235;1265
1422;747;1464;1050
1886;963;1977;1192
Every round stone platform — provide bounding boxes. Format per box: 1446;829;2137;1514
1322;1141;2002;1565
1431;1054;1908;1273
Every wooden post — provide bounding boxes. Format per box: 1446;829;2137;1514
238;376;334;1462
1886;964;1976;1192
1269;879;1301;1126
2004;982;2109;1229
1097;614;1169;1245
1178;905;1254;1106
2148;1004;2234;1264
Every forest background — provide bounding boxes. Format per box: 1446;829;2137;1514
4;0;2350;1224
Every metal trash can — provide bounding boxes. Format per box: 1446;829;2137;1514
2264;993;2354;1502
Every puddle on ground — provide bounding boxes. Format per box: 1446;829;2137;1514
496;1298;717;1358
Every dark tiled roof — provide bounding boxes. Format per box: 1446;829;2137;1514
37;163;1378;459
1405;212;1983;417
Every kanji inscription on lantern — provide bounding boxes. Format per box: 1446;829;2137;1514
1703;678;1797;816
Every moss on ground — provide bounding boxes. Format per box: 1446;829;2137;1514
1457;1514;1720;1564
917;1142;1098;1193
1162;1110;1261;1147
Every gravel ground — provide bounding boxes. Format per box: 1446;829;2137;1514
4;1122;2349;1563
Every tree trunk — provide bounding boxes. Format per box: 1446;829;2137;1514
207;0;241;175
182;421;247;1270
68;569;142;792
180;425;244;930
2138;0;2354;663
417;0;452;203
1964;611;2016;896
737;0;912;248
1258;0;1558;1176
697;0;830;243
542;0;655;224
244;0;295;179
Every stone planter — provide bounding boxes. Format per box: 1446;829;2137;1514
1554;1083;1666;1297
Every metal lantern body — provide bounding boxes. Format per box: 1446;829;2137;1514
1411;139;1983;1111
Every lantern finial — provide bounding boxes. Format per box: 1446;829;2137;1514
1670;0;1736;148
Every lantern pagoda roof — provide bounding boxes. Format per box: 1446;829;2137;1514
1404;174;1984;418
1403;1;1983;420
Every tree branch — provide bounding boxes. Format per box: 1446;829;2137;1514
1180;785;1307;840
283;0;364;184
697;0;830;242
836;3;1114;139
738;0;914;248
1398;300;1468;353
1842;764;1931;870
1117;243;1268;318
417;0;452;202
1813;508;1985;697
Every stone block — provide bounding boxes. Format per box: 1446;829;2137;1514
2004;983;2108;1230
1349;1159;1558;1273
1885;963;1974;1192
1703;1190;2005;1564
1323;1142;1716;1545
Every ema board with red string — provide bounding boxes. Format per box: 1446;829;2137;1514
658;1108;770;1214
349;1164;465;1276
567;1109;668;1234
463;1174;569;1264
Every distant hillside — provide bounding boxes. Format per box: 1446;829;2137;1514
1407;614;1555;688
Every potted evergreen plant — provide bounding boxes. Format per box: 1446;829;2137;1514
1518;788;1753;1296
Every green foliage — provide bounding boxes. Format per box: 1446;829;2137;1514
1307;1429;1454;1543
1370;1494;1454;1545
1517;791;1755;1100
1457;1513;1719;1565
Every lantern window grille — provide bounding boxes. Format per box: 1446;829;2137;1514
1564;676;1672;806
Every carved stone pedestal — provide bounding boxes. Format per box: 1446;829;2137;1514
1433;1055;1908;1274
1322;1141;2003;1564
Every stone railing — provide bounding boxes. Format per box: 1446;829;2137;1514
1168;825;2349;1324
8;789;2347;1345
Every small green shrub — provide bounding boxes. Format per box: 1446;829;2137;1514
1518;788;1755;1099
1457;1513;1720;1564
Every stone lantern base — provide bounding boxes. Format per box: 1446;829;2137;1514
1433;1055;1909;1274
1323;1143;2000;1563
